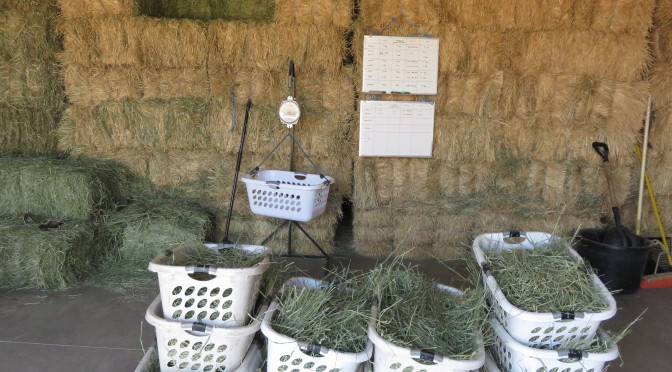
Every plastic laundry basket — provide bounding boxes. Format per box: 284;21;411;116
135;341;263;372
483;354;502;372
261;277;373;372
145;295;266;372
368;285;485;372
148;243;270;327
489;317;619;372
241;170;334;222
472;231;617;348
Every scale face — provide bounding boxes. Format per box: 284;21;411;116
279;97;301;128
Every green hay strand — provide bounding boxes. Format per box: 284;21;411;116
0;218;97;291
174;244;266;268
138;0;275;22
486;242;608;313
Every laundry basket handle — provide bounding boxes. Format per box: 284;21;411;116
250;134;328;184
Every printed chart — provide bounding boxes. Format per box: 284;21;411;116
359;100;435;157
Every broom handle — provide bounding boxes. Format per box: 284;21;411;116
592;142;621;225
636;96;652;234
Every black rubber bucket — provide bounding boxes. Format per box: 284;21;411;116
577;228;652;294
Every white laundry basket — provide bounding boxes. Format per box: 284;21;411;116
148;243;270;327
489;317;619;372
368;285;486;372
134;340;263;372
145;295;266;372
261;277;373;372
241;170;334;222
472;231;616;348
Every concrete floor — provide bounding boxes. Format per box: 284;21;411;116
1;208;671;371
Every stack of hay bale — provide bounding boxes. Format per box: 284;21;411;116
353;0;654;259
0;0;63;154
56;0;356;254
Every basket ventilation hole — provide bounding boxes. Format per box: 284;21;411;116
205;343;215;351
403;367;414;372
544;327;554;334
291;358;302;365
211;300;221;309
210;288;220;297
172;286;183;295
542;336;551;343
536;368;546;372
185;286;195;296
222;312;232;321
222;288;233;297
550;368;559;372
278;366;288;371
185;310;195;319
304;362;315;368
390;363;401;370
191;364;201;370
167;360;176;367
279;355;290;362
587;370;594;372
172;310;182;319
529;336;540;342
172;298;183;307
531;327;541;333
329;369;339;372
180;341;191;348
204;364;213;371
222;300;233;309
197;311;207;320
210;311;220;320
292;369;300;372
185;299;195;308
204;354;214;362
562;369;571;372
168;338;178;347
191;353;201;361
574;369;584;372
554;336;564;342
418;370;427;372
508;362;512;370
198;287;208;296
168;349;177;357
316;366;327;372
581;327;591;333
179;362;190;368
197;299;208;308
192;342;203;350
216;367;226;372
556;327;567;333
569;327;578;333
216;355;226;363
297;208;302;212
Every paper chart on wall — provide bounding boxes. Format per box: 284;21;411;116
362;35;439;95
359;100;435;158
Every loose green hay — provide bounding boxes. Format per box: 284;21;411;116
172;244;266;268
0;217;97;291
0;156;138;220
371;264;487;360
485;241;608;313
271;273;371;354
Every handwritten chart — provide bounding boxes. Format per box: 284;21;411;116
361;35;440;95
359;100;435;157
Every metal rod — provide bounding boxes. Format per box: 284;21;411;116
636;95;652;235
223;99;252;244
260;220;290;246
292;222;330;258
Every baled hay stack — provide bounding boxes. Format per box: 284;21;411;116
58;16;142;67
444;0;517;30
516;30;650;81
139;18;207;68
63;66;142;106
58;99;212;152
650;63;672;107
93;185;212;291
275;0;352;27
0;106;59;154
358;0;402;30
432;213;477;257
57;0;135;19
592;0;655;36
353;158;440;210
0;218;97;291
64;148;151;177
142;67;209;100
208;22;347;74
159;0;273;22
147;149;221;187
436;163;495;200
645;116;672;192
214;67;355;111
434;71;504;117
432;114;501;163
622;194;672;237
0;156;137;220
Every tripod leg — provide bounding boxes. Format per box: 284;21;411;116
292;222;330;258
259;220;289;246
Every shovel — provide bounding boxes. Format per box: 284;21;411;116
592;141;640;248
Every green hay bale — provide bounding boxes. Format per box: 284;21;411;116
0;156;138;220
92;185;212;292
0;217;97;290
154;0;274;22
0;106;59;155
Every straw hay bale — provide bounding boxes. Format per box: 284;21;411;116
148;149;219;186
139;18;207;68
622;194;672;237
435;72;504;117
275;0;352;27
142;67;209;100
400;0;444;26
0;218;97;290
158;0;274;22
207;22;347;73
650;22;672;63
68;148;151;177
516;30;650;81
650;63;672;107
432;114;501;163
358;0;402;30
63;66;142;106
592;0;655;35
0;60;58;106
432;213;475;258
57;0;135;19
0;106;59;155
0;156;137;220
445;0;517;30
58;16;142;67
